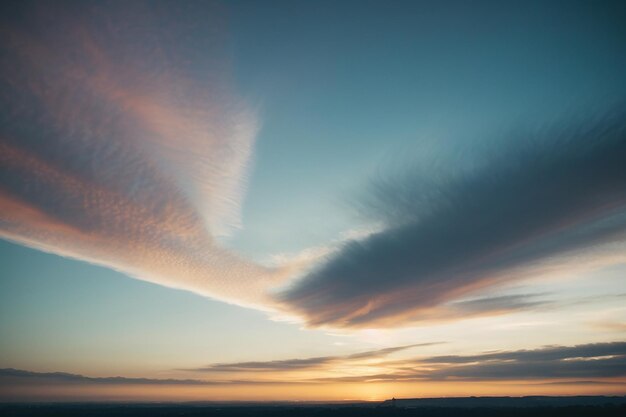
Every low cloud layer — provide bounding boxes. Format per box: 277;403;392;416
313;341;626;383
0;369;218;386
279;113;626;327
4;342;625;388
189;341;626;384
0;1;283;308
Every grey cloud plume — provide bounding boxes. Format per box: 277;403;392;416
279;112;626;327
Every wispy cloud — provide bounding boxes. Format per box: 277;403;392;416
278;112;626;327
448;293;551;315
0;369;219;386
188;343;441;372
0;368;304;387
0;1;285;308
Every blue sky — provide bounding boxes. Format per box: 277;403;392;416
1;0;626;401
226;0;626;258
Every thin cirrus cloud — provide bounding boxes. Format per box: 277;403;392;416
0;369;220;386
278;112;626;328
0;1;286;308
446;293;552;316
187;343;441;373
0;368;300;387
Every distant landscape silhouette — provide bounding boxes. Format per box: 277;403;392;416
2;396;626;417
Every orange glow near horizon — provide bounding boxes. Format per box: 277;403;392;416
2;1;626;405
3;379;626;403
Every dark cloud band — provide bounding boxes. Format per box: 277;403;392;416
4;342;624;387
279;112;626;327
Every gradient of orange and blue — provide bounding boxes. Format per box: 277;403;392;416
1;0;626;402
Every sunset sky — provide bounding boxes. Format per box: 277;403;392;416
1;0;626;402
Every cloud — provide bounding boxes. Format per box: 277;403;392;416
448;293;551;315
0;369;219;386
532;380;626;386
421;342;626;380
278;111;626;327
311;341;626;383
0;368;304;387
188;343;440;372
6;342;623;388
426;356;626;380
421;341;626;364
0;1;285;308
2;2;625;331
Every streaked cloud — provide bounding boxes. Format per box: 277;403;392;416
188;343;440;372
312;341;626;383
533;380;626;386
188;342;626;385
0;368;302;387
278;113;626;327
448;293;551;315
4;342;625;389
0;369;220;386
0;1;284;308
421;341;626;365
414;341;626;381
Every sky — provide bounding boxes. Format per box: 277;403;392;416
1;0;626;402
